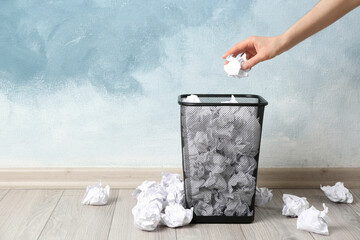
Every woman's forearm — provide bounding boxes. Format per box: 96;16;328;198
223;0;359;69
279;0;360;54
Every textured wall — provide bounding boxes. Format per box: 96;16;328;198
0;0;359;167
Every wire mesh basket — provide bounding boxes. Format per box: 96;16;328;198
178;94;268;223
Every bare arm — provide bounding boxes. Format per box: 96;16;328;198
223;0;360;70
282;0;360;53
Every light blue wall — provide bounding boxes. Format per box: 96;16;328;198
0;0;359;167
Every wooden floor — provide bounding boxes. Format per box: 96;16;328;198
0;189;359;240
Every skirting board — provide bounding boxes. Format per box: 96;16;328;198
0;168;359;189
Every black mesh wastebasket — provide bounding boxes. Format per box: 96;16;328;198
178;94;268;223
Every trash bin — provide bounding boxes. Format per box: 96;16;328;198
178;94;268;223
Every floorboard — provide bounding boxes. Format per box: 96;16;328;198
0;190;63;240
349;189;360;216
38;189;118;240
176;222;246;240
0;188;358;240
0;189;9;201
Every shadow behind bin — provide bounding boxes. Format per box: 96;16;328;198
178;94;268;223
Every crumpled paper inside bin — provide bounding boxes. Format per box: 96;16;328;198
182;95;261;216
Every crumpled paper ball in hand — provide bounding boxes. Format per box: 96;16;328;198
282;194;309;217
297;203;330;235
320;182;353;203
224;54;249;78
81;181;110;206
255;187;273;207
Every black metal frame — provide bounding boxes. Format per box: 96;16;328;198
179;94;268;224
178;94;268;107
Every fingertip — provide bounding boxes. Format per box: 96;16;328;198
224;61;229;65
242;62;249;70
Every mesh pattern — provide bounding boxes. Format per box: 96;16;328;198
181;100;262;217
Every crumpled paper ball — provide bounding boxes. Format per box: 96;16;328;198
81;181;110;206
132;200;163;231
194;201;213;216
297;203;330;235
224;54;249;78
236;156;257;175
161;173;185;206
203;172;227;192
192;188;212;204
282;194;309;217
132;173;193;231
224;199;251;216
228;171;256;196
183;94;201;103
161;203;193;228
320;182;353;203
133;180;157;198
135;183;168;208
221;95;238;103
212;192;227;215
255;187;273;207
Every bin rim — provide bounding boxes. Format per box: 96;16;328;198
178;94;268;107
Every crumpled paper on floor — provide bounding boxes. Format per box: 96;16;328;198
320;182;353;203
133;180;157;199
134;182;168;209
255;187;273;207
224;54;249;78
161;172;185;206
81;181;110;206
132;200;163;231
282;194;309;217
161;203;193;228
132;173;193;231
297;203;330;235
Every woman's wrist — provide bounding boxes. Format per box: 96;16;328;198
276;32;293;56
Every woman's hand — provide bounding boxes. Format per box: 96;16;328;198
222;35;287;70
222;0;360;70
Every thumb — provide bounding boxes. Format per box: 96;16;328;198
242;54;264;70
